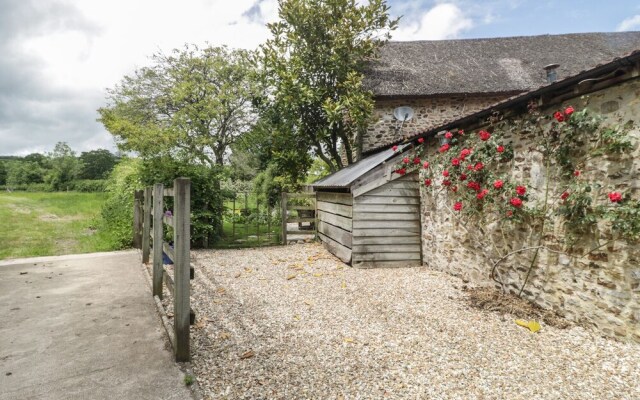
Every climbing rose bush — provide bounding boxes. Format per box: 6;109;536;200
390;104;639;242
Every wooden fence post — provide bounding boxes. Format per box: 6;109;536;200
173;178;191;362
281;192;287;245
133;190;143;249
152;183;164;298
142;186;152;263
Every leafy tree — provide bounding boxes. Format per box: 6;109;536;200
261;0;398;172
46;142;83;191
23;153;48;167
80;149;118;180
6;161;46;186
99;45;261;167
0;162;6;185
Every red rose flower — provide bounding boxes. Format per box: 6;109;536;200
510;197;523;208
417;137;424;144
403;157;410;164
561;191;570;200
516;185;526;196
395;168;406;175
458;129;464;135
443;170;450;177
467;181;481;192
466;165;474;171
477;189;489;200
413;157;421;165
497;145;505;153
424;179;432;186
442;179;452;187
553;111;565;122
564;106;574;116
392;145;398;152
573;170;580;177
451;158;460;166
445;131;453;139
453;202;463;211
474;162;484;171
608;192;622;203
459;173;467;181
422;161;430;169
493;180;504;189
439;143;450;153
479;130;491;141
451;186;458;193
460;148;471;159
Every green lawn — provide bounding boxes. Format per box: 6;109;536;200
0;192;117;260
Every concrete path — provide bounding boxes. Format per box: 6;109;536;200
0;251;194;400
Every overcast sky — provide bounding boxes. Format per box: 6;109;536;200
1;0;639;155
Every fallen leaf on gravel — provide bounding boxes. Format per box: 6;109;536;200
166;312;174;318
303;300;313;306
343;337;354;343
219;332;231;340
313;273;323;277
234;273;242;278
240;350;255;359
216;287;226;294
515;319;541;333
287;274;297;280
195;319;206;329
294;315;300;320
341;281;347;289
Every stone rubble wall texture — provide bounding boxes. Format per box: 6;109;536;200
420;78;640;342
364;95;510;153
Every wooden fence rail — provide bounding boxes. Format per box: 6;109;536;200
281;192;317;244
137;178;194;362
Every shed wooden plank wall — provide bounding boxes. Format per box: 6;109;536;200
352;173;422;268
316;192;353;263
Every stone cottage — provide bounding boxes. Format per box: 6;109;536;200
361;31;640;155
315;39;640;341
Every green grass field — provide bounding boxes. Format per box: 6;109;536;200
0;192;118;260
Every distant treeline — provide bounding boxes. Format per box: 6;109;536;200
0;142;119;192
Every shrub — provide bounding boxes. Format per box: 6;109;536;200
68;179;108;192
100;158;143;249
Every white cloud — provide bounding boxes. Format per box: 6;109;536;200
616;15;640;32
393;3;473;41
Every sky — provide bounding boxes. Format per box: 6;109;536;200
1;0;639;156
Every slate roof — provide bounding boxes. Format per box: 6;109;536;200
364;48;640;154
365;31;640;97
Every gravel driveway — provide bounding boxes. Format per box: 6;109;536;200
190;243;639;400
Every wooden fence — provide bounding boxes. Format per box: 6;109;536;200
134;178;195;362
281;192;317;244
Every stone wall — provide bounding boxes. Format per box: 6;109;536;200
364;94;510;153
420;78;640;342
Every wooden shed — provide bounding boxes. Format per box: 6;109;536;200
312;145;422;268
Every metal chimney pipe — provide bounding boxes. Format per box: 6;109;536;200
543;63;560;83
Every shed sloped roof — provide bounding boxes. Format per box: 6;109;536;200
366;31;640;97
312;144;410;189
